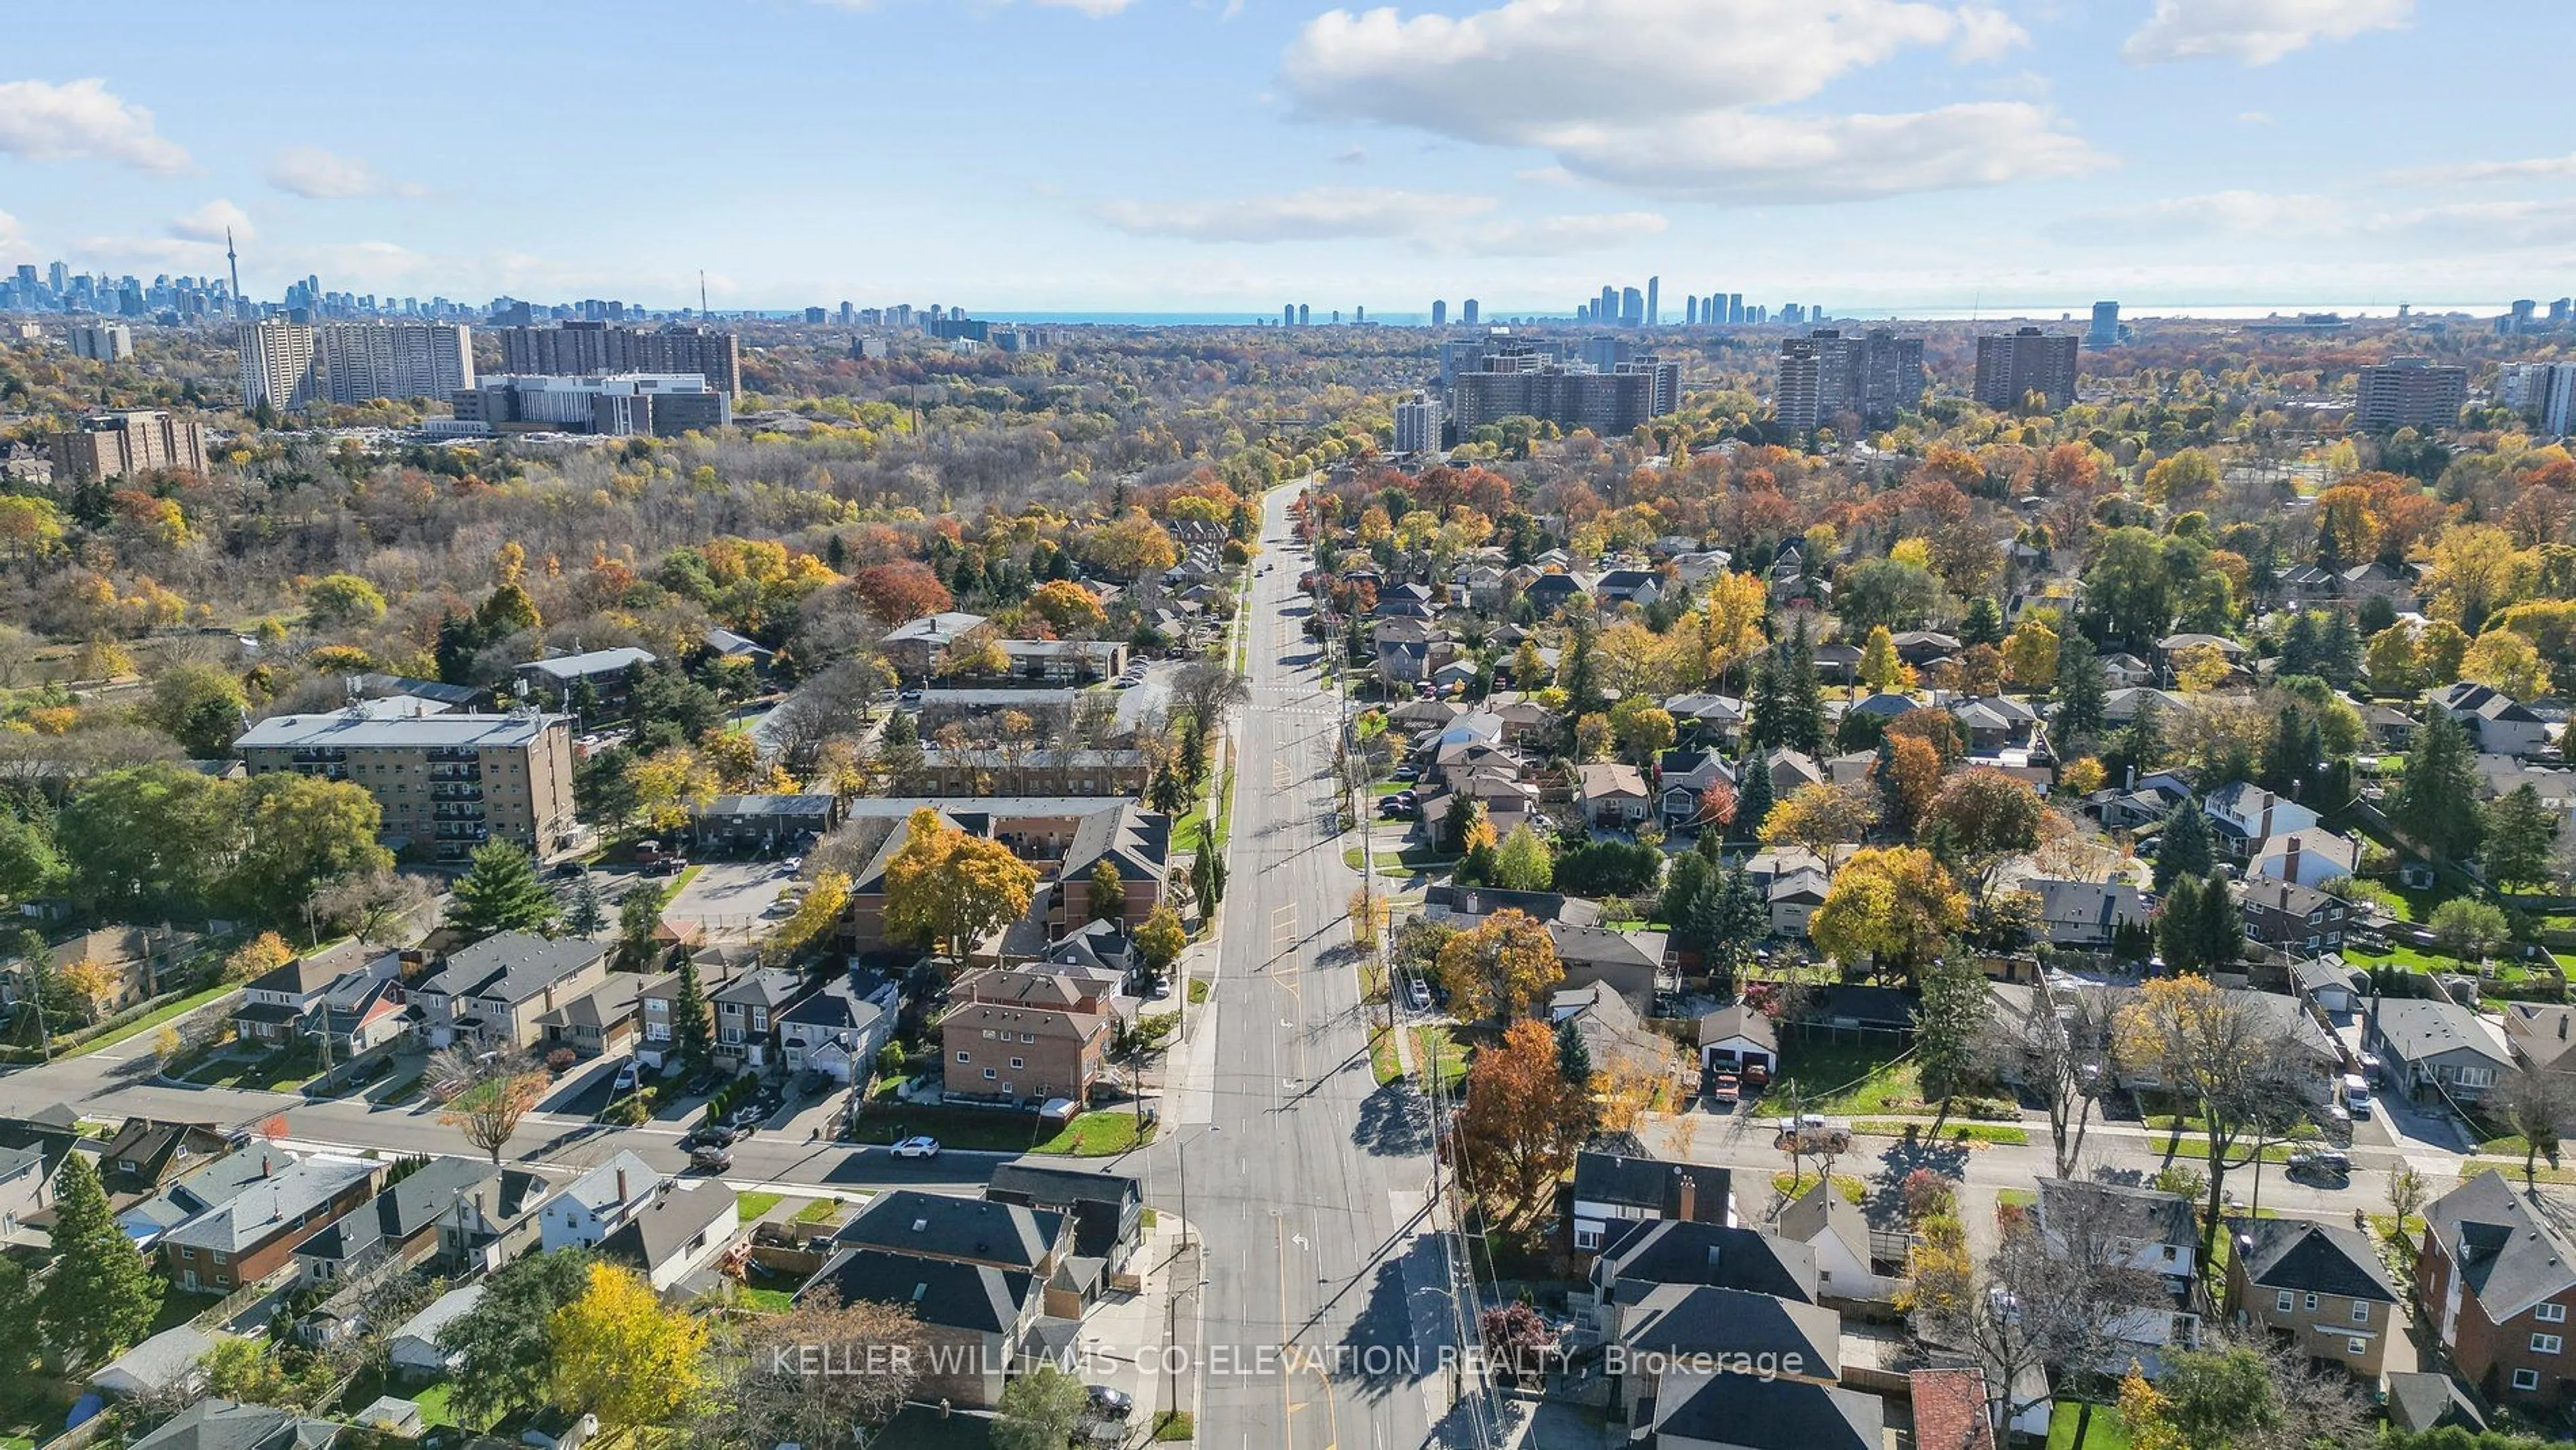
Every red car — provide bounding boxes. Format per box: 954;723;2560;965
1711;1073;1741;1104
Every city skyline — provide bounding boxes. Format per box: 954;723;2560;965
0;1;2570;313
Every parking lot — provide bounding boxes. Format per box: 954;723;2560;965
661;859;796;940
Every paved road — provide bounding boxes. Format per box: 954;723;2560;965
1125;488;1463;1450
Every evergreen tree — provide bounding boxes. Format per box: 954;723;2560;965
1746;648;1787;750
615;884;662;969
2394;712;2484;863
2122;688;2168;775
2276;611;2325;680
2154;802;2214;892
1913;951;1993;1104
1563;615;1607;720
1959;595;2005;649
1555;1017;1593;1086
2051;629;2106;744
2192;871;2244;969
2257;706;2320;799
2319;611;2363;689
670;958;713;1069
447;843;559;941
1686;862;1768;990
2483;784;2561;891
564;874;608;937
1783;617;1827;754
2158;875;2206;974
1733;754;1775;841
1191;827;1227;913
42;1154;160;1367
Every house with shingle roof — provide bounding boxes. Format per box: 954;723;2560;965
2222;1217;2402;1381
2420;1170;2576;1409
158;1153;378;1294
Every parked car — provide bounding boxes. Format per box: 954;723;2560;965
689;1146;734;1174
1392;764;1420;782
2286;1149;2353;1184
1741;1063;1772;1091
688;1124;741;1150
1407;979;1432;1011
685;1070;720;1098
552;861;588;879
1710;1073;1741;1104
610;1061;641;1093
1085;1386;1134;1422
889;1135;943;1159
796;1070;829;1097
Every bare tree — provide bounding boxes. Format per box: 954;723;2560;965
700;1292;929;1447
767;656;892;770
430;1047;547;1163
2490;1066;2576;1186
1996;984;2128;1180
1169;660;1250;729
311;868;435;947
2114;978;2318;1260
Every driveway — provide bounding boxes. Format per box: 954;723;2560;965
662;860;792;941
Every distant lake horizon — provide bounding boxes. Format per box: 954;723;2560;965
793;303;2517;329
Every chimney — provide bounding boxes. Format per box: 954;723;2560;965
1676;1169;1697;1223
614;1168;628;1204
2559;1015;2567;1043
2286;835;2302;879
2259;793;2273;840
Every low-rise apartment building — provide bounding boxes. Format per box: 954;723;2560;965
235;704;579;863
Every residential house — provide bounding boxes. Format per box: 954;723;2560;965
2504;1002;2576;1076
1657;748;1735;831
4;926;198;1019
2037;1178;2198;1291
841;798;1171;954
120;1149;283;1249
2371;997;2515;1103
159;1153;378;1294
1895;631;1964;668
2156;632;2247;667
684;794;841;856
515;646;654;715
1570;1149;1731;1253
777;972;900;1082
634;955;747;1070
1811;640;1861;684
1598;568;1664;607
386;1284;484;1380
0;1142;53;1240
99;1119;231;1196
1644;1371;1883;1450
1611;1284;1842;1422
1761;747;1827;797
1589;1219;1819;1325
2251;828;2360;890
1551;983;1679;1088
2386;1372;2489;1435
985;1159;1147;1286
939;967;1114;1106
1947;694;2042;754
1421;885;1604;930
2243;879;2350;957
1523;572;1592;615
297;1158;550;1288
1550;925;1669;1013
2202;782;2319;858
601;1181;739;1294
125;1398;343;1450
1664;694;1748;748
700;627;773;672
2291;955;2365;1019
2102;687;2191;727
1909;1367;1999;1450
307;972;411;1059
880;611;994;681
233;943;400;1046
1776;1176;1900;1301
835;1188;1089;1314
540;1151;663;1251
535;972;649;1059
2021;878;2151;949
1766;867;1830;939
712;966;808;1069
796;1247;1042;1410
2432;682;2551;760
998;637;1126;683
900;747;1153;799
1695;1004;1779;1079
87;1326;216;1403
1578;762;1653;829
2419;1170;2576;1408
2223;1217;2402;1380
409;933;610;1051
2102;652;2155;688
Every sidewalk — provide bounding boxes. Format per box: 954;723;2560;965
1075;1212;1203;1443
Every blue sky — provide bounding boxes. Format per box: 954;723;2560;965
1;0;2570;315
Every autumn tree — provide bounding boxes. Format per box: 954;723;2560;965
1857;625;1910;694
1024;580;1106;634
231;772;393;930
440;1054;549;1164
550;1261;706;1431
881;807;1038;962
847;560;953;624
142;662;250;758
1873;735;1944;836
718;1294;927;1445
1921;768;2045;903
763;869;851;963
1808;845;1966;984
223;931;296;985
1455;1019;1593;1230
1433;909;1564;1023
1134;903;1185;990
441;1249;598;1429
2001;621;2058;692
1758;781;1880;856
2116;976;2313;1259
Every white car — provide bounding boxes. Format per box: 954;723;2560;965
889;1135;943;1159
610;1061;641;1092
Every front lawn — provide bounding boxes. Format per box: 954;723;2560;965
1769;1040;1922;1116
1854;1119;2029;1146
2048;1402;2131;1450
735;1191;784;1220
1413;1026;1469;1094
852;1102;1052;1153
1032;1110;1155;1157
1772;1170;1869;1206
58;982;238;1060
182;1046;321;1092
1369;1024;1402;1086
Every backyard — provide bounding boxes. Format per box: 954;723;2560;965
1768;1038;1923;1117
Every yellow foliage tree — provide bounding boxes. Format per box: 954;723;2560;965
765;870;852;963
2001;621;2059;692
549;1262;706;1431
1758;782;1882;856
1433;909;1564;1022
882;807;1038;962
1857;626;1911;695
2463;629;2553;700
58;958;123;1023
1807;845;1966;982
224;932;297;985
2169;642;2231;694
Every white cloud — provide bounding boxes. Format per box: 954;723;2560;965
266;145;421;199
1095;185;1662;254
0;209;22;257
1281;0;2094;203
2049;188;2576;256
2394;152;2576;187
1547;102;2107;202
2122;0;2411;66
0;78;189;172
1029;0;1137;11
169;199;252;244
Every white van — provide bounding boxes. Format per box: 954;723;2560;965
2343;1073;2372;1118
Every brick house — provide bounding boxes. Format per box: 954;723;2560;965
843;798;1170;955
408;933;610;1051
939;968;1112;1106
2419;1170;2576;1408
2223;1218;2402;1380
2240;879;2347;957
159;1153;378;1294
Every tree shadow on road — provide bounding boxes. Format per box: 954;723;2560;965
1352;1081;1433;1157
1328;1249;1430;1406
